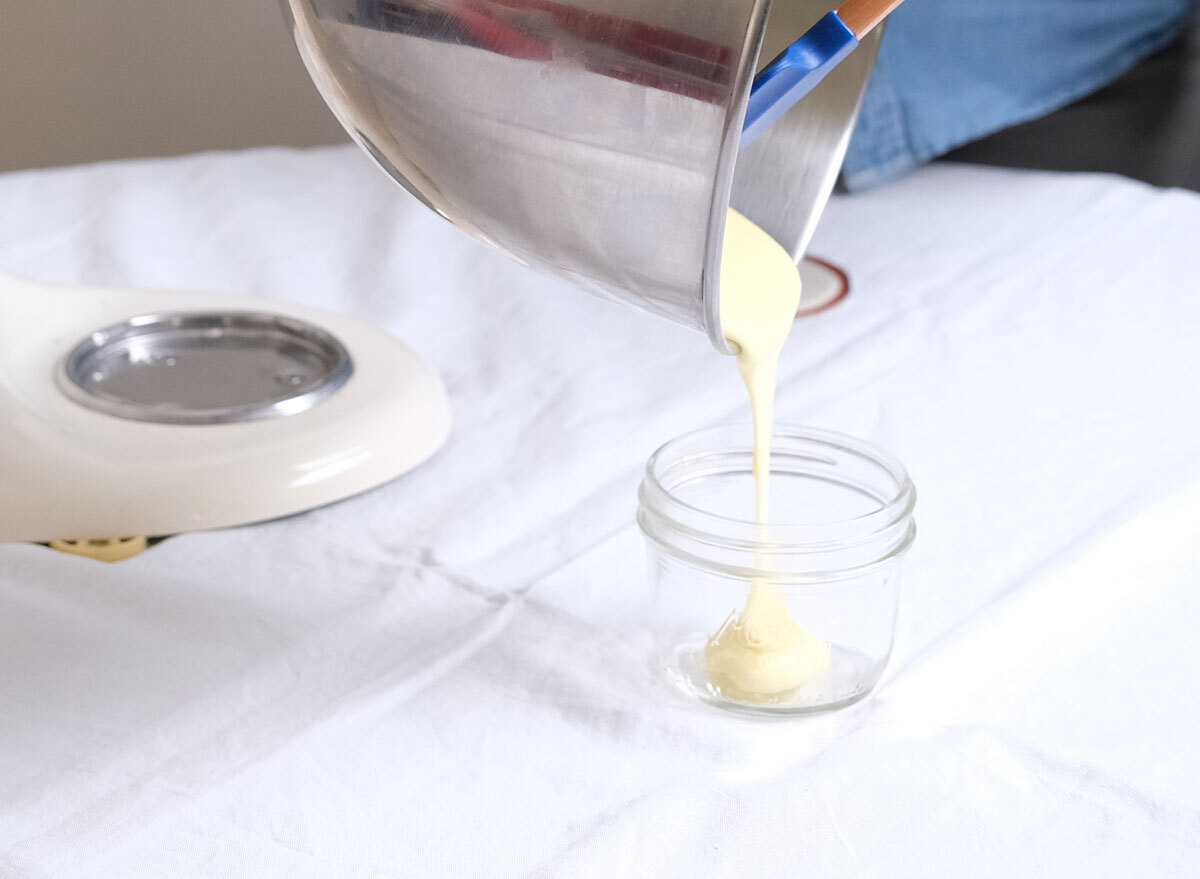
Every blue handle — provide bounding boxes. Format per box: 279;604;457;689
740;12;859;147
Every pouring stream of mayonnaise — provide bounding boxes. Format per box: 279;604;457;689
703;209;831;699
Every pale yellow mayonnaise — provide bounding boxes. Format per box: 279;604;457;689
703;209;830;700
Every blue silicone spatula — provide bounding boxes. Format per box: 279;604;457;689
741;0;905;146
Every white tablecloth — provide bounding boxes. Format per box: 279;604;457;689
1;147;1198;877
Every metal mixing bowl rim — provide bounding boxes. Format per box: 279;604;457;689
702;0;773;356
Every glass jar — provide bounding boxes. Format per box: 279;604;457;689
637;425;916;717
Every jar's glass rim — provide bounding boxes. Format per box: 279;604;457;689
638;424;916;550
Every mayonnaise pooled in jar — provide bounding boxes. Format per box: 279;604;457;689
703;209;830;700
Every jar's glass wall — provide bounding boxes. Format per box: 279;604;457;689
638;425;915;717
646;546;903;713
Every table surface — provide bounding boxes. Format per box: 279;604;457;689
1;147;1198;877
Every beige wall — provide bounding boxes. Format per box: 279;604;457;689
0;0;349;173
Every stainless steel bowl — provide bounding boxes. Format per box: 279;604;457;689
281;0;879;351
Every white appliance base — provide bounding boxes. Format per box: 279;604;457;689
0;273;450;543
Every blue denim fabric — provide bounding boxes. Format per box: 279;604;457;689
842;0;1198;190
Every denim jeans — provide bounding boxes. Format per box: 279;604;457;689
842;0;1198;190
